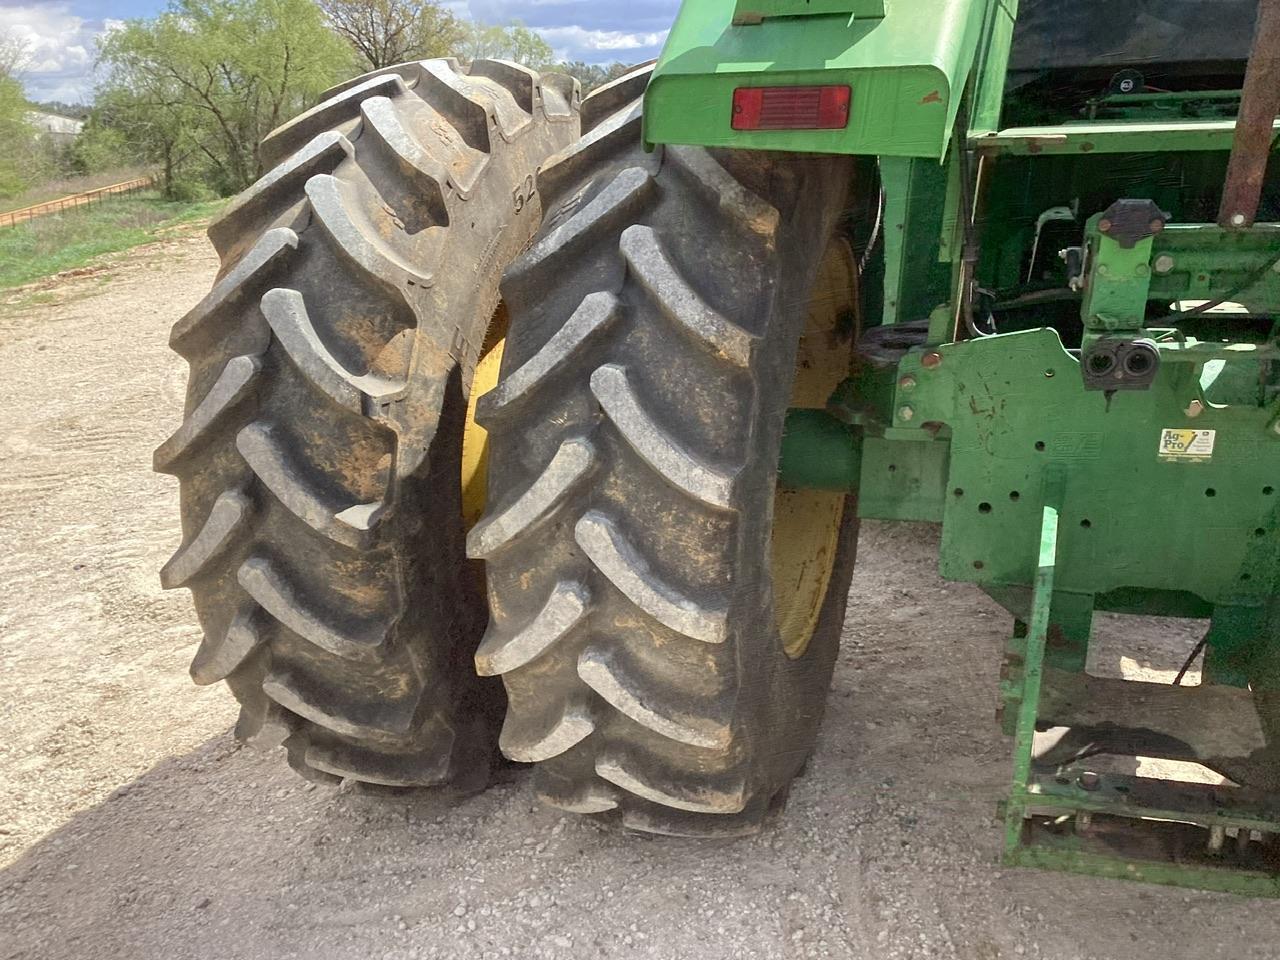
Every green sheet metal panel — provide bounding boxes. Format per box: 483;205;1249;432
973;119;1280;155
894;327;1280;605
734;0;885;21
857;436;950;521
644;0;989;158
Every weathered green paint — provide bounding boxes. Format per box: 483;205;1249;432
1082;89;1244;122
1022;771;1280;832
1005;842;1280;899
1080;218;1155;335
890;328;1280;603
982;586;1094;671
973;118;1280;156
968;0;1016;132
643;0;989;157
995;509;1280;894
879;156;953;326
733;0;884;22
778;410;950;521
661;0;1280;894
857;435;949;521
1103;90;1244;107
1000;500;1057;856
778;409;863;491
1147;223;1280;312
1204;603;1270;688
1012;499;1058;788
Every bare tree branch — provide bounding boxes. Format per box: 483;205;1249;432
317;0;464;70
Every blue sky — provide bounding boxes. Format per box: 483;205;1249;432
3;0;675;102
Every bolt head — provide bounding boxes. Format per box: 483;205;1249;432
1272;419;1280;436
897;405;915;422
1186;399;1204;418
897;375;917;390
1153;254;1175;274
921;351;943;369
1098;218;1112;233
1231;212;1246;227
1148;218;1164;233
1078;771;1101;791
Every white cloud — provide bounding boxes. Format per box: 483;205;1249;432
465;0;675;63
538;25;667;56
1;0;673;103
0;3;110;103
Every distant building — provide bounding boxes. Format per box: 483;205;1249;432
26;111;84;145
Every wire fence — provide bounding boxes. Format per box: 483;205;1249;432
0;177;157;230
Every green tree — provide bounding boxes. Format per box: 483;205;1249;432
319;0;465;71
89;74;204;195
0;75;35;197
0;28;37;198
0;26;30;79
460;21;554;68
33;100;91;120
95;0;350;196
68;97;139;176
552;60;634;93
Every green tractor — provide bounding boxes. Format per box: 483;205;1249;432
157;0;1280;893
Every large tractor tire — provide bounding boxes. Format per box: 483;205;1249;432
469;67;863;834
155;58;579;788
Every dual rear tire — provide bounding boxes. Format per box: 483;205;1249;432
159;61;862;832
469;72;862;833
157;58;580;787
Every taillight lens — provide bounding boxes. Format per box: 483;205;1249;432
731;85;851;131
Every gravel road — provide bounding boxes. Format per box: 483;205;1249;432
2;229;1278;960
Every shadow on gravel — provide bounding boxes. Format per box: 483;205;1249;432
4;526;1279;960
0;729;565;960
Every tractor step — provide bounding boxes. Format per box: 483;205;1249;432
999;497;1280;895
1006;775;1280;897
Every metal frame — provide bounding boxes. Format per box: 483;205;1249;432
1000;500;1280;896
642;0;1280;894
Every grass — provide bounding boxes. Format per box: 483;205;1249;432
0;191;224;290
0;167;152;215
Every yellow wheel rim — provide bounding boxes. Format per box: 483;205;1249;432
772;237;859;659
461;306;507;529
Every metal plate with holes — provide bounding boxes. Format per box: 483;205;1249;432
895;328;1280;602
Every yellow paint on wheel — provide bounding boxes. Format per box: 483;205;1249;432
462;330;506;530
771;237;858;659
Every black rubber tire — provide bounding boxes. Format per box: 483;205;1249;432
469;67;861;834
155;58;580;788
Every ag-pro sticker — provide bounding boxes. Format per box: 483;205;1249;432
1158;428;1215;462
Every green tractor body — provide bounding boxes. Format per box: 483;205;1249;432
643;0;982;157
644;0;1280;894
158;0;1280;899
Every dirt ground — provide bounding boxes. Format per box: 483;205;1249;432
2;230;1278;960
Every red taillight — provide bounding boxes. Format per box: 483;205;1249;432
731;85;851;131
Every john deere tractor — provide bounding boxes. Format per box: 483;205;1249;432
157;0;1280;893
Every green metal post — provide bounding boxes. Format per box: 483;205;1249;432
1002;489;1062;853
970;0;1018;133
